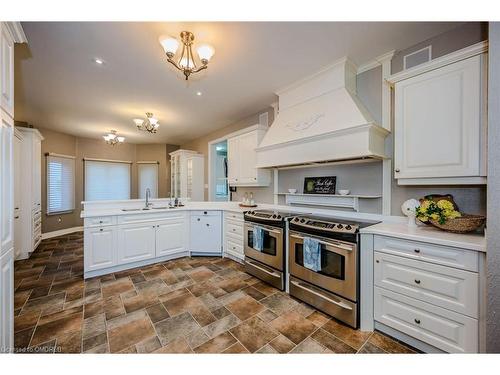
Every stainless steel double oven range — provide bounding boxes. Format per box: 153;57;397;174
244;209;376;329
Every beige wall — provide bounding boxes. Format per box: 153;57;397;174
37;126;179;233
181;107;275;200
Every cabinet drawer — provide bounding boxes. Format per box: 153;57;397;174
118;212;184;224
374;287;478;353
225;222;243;237
190;210;221;216
374;252;478;317
226;231;243;245
374;235;478;272
225;211;244;222
85;216;117;227
225;238;244;259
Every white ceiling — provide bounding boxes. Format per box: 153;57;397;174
15;22;462;145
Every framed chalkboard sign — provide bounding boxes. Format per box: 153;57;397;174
303;176;337;195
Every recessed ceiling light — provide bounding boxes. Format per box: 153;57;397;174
94;58;104;65
196;91;202;96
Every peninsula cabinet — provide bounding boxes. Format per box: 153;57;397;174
389;42;487;185
83;211;189;278
227;125;271;187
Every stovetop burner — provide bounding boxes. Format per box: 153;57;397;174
244;209;297;223
289;214;379;242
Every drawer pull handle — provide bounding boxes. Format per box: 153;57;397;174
414;318;421;324
414;279;421;284
414;248;420;253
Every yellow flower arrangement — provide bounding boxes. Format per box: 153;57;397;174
416;199;461;225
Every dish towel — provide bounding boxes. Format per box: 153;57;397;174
252;226;264;252
303;236;321;272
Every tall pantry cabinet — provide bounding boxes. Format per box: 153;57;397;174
0;22;27;353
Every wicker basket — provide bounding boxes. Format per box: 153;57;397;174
429;214;486;234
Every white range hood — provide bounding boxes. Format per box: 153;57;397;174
256;58;389;168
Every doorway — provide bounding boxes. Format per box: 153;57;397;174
209;140;229;201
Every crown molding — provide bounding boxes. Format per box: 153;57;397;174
387;40;488;84
357;50;396;74
4;22;27;43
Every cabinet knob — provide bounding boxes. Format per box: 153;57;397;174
99;220;103;224
375;260;379;263
100;228;103;232
197;218;200;221
414;279;421;284
414;248;420;253
232;246;236;250
414;318;421;324
15;216;19;219
206;223;210;227
232;229;236;232
394;168;400;173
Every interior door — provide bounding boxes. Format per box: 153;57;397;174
237;131;257;184
117;223;155;264
394;55;482;179
156;219;186;257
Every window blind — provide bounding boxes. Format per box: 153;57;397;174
47;154;75;214
138;163;158;199
84;160;131;201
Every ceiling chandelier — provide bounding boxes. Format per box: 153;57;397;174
103;130;125;146
159;31;215;80
133;112;160;134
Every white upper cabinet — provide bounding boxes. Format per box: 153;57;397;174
227;125;271;187
0;24;14;118
389;43;487;185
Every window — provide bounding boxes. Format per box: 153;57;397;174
138;162;158;198
46;154;75;214
84;159;131;201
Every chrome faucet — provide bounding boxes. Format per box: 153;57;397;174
145;188;152;209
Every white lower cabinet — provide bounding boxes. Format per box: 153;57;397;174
117;224;156;264
223;211;244;261
375;287;477;353
0;248;14;353
84;212;190;278
190;211;222;255
156;219;187;257
84;226;116;272
373;234;480;353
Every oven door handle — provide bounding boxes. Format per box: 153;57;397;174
290;280;353;311
289;234;353;252
246;223;282;235
247;260;281;279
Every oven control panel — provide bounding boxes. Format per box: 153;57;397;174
290;216;359;234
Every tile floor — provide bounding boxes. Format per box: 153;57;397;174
13;232;417;354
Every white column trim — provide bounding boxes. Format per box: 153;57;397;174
378;51;395;216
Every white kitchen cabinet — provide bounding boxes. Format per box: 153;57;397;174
117;223;156;264
389;44;487;185
227;125;271;187
373;233;481;353
83;210;190;278
0;248;14;353
223;211;244;262
156;218;187;257
0;24;14;118
170;149;204;200
15;127;44;258
190;211;222;255
84;226;116;272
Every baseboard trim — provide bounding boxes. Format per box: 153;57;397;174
42;226;83;240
